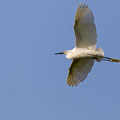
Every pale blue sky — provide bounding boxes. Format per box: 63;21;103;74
0;0;120;120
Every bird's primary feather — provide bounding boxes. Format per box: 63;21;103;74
74;4;97;49
67;59;94;86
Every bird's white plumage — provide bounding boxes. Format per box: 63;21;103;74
67;4;98;86
74;4;97;49
56;4;107;86
67;59;94;86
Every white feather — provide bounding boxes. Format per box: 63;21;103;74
74;4;97;49
67;59;94;86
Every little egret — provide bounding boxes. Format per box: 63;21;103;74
55;4;120;86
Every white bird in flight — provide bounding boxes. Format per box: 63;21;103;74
55;4;120;86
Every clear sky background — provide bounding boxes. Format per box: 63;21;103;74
0;0;120;120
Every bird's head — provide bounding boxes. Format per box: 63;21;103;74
55;50;73;59
54;50;69;55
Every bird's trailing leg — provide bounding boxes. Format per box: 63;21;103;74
91;55;120;62
101;56;120;63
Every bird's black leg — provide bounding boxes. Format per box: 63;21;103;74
101;57;120;62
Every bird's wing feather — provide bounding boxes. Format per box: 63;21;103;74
67;59;94;86
74;4;97;49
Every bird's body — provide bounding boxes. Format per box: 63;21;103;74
55;4;120;86
65;48;104;60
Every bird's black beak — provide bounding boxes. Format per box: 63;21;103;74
54;52;65;55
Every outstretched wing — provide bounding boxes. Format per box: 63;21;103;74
67;59;94;86
74;4;97;49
